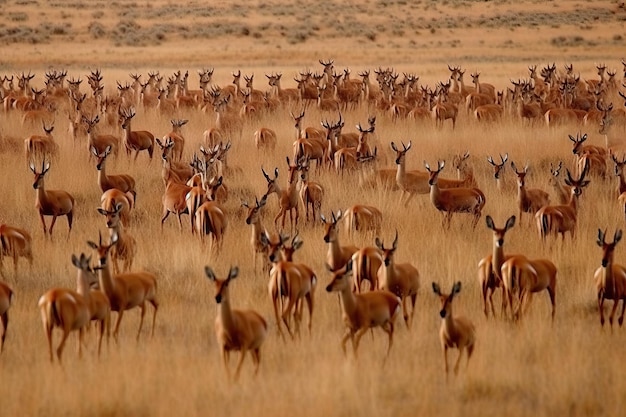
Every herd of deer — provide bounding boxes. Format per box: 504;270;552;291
0;59;626;380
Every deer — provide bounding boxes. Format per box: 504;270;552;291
500;253;558;322
343;204;382;238
297;156;324;224
325;260;401;361
487;153;514;194
548;161;572;205
83;115;121;160
24;122;58;163
253;127;277;151
425;160;486;229
194;178;228;253
30;161;75;239
595;229;626;328
477;215;516;318
266;233;317;340
0;280;13;353
431;282;476;380
120;107;155;162
375;232;420;328
242;194;277;273
262;158;300;233
535;164;590;242
204;266;268;381
391;141;430;206
91;145;137;201
101;188;134;228
37;253;98;363
162;119;188;161
97;203;136;275
510;161;551;226
0;224;33;278
156;137;194;186
160;173;191;231
321;210;359;272
88;233;159;342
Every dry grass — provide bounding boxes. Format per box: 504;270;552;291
0;1;626;416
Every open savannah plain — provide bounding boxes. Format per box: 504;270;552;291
1;0;626;416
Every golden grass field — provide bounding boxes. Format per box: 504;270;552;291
0;0;626;416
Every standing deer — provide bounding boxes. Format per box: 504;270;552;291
375;232;420;328
30;161;75;238
478;215;516;318
205;266;268;381
0;224;33;278
262;158;300;233
425;160;486;229
88;233;159;342
120;107;155;162
38;253;96;363
595;229;626;328
326;260;401;361
432;282;476;380
510;161;550;226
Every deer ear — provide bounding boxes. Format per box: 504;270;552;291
71;254;80;268
205;266;216;281
505;215;516;230
228;266;239;280
345;259;353;273
485;215;495;230
432;282;441;295
452;282;462;294
616;230;623;243
87;241;98;249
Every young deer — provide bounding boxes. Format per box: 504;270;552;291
326;260;401;361
375;232;420;328
595;229;626;328
432;282;476;380
205;266;268;381
30;161;75;238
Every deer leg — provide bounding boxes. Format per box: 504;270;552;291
547;287;556;323
251;348;261;376
619;298;626;326
1;312;7;353
599;294;606;326
353;327;370;358
39;214;48;235
55;329;70;364
221;346;232;381
381;320;394;359
340;329;353;356
454;347;465;375
610;298;620;328
136;302;146;341
233;348;248;381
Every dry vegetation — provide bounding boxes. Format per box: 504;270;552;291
0;0;626;416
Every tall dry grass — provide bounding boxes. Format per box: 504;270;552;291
0;62;625;417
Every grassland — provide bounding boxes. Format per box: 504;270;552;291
0;1;626;416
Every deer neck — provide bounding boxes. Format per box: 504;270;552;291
395;157;406;185
76;270;92;302
97;258;116;298
492;239;505;278
337;284;358;317
217;295;235;330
